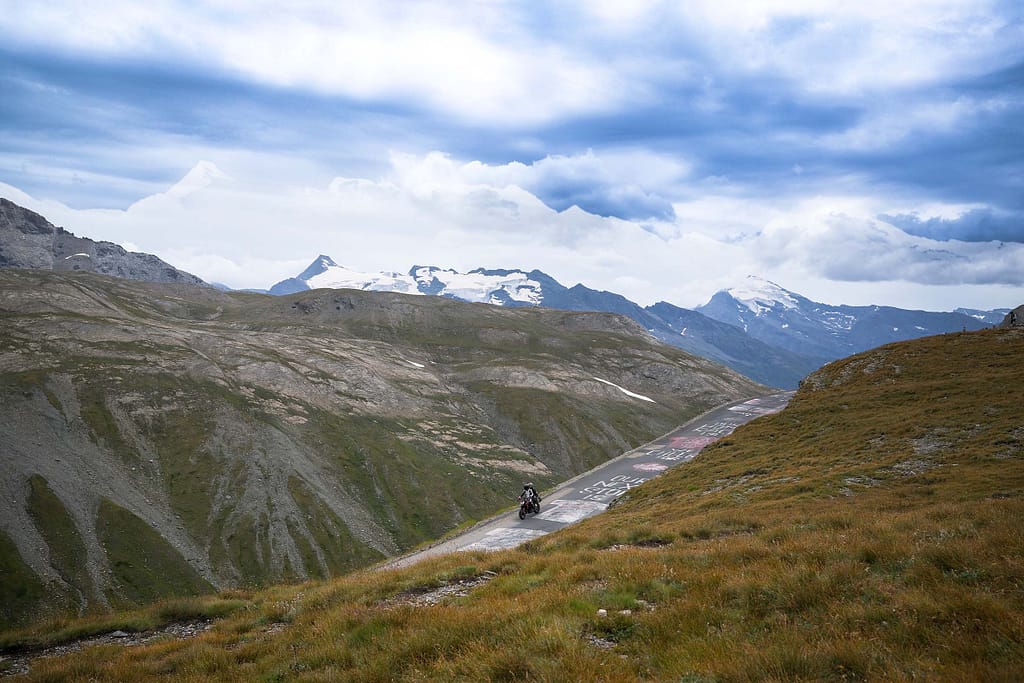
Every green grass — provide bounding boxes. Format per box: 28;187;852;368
286;476;384;578
6;327;1021;681
0;595;251;653
26;475;96;612
96;498;214;606
0;530;45;630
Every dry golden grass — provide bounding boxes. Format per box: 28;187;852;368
4;328;1023;681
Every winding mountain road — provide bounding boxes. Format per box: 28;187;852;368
381;391;794;570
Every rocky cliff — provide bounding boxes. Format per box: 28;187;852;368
0;198;204;285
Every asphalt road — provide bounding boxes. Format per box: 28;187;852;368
380;391;794;570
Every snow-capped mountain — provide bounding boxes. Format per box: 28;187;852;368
270;256;545;305
269;257;828;388
270;260;1005;389
695;275;989;361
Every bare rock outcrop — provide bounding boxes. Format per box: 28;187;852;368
0;198;205;285
1000;305;1024;328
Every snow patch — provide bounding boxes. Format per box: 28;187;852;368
404;359;425;368
727;275;800;314
302;260;542;304
307;264;424;294
440;270;542;304
820;311;856;331
593;377;656;403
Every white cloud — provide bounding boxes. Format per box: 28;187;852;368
1;1;621;126
662;0;1016;94
4;151;1022;312
8;0;1016;130
820;95;1012;151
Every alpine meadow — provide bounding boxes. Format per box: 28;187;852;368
2;323;1022;680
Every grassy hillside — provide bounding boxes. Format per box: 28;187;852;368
3;326;1020;680
0;270;762;628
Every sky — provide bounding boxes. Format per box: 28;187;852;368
1;0;1023;311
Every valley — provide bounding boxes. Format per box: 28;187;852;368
0;269;763;627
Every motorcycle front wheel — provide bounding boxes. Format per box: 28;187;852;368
518;508;526;520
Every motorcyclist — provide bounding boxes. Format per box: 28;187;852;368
520;482;540;511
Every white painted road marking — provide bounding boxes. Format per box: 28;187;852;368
729;404;777;415
462;528;548;551
633;462;669;472
535;499;608;523
579;474;648;501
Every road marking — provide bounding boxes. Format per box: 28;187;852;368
729;404;777;415
461;527;548;551
693;421;737;437
668;435;717;449
535;499;607;523
578;474;648;501
633;462;669;472
640;446;697;462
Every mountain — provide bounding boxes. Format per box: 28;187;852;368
956;306;1012;326
9;326;1022;680
0;198;204;285
695;275;989;361
273;258;1003;389
0;269;763;628
270;256;548;304
271;256;821;388
644;300;824;388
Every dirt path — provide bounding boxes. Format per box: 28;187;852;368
0;620;213;678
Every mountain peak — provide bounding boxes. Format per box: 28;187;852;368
297;254;340;281
167;160;229;198
725;276;801;312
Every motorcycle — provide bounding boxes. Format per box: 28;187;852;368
518;492;541;519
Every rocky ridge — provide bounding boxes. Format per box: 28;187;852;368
0;198;204;285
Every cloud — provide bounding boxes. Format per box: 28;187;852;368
3;1;1021;223
654;0;1021;95
880;209;1024;243
756;210;1024;286
0;1;622;126
4;152;1023;313
2;2;1022;312
515;152;685;221
388;150;688;222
